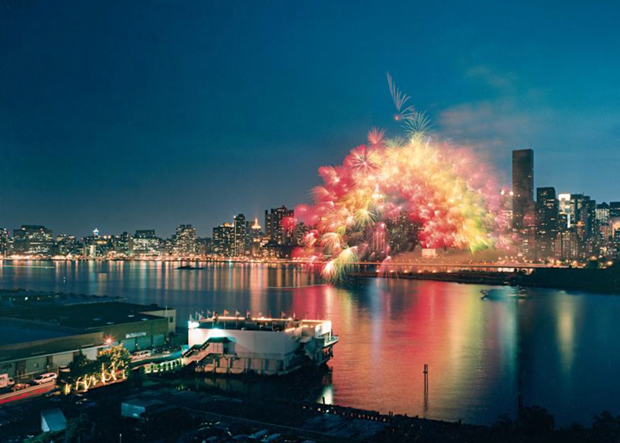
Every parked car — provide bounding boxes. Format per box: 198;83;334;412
131;350;152;362
32;373;58;385
0;374;15;389
11;383;29;392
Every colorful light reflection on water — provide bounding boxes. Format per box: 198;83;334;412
1;260;620;426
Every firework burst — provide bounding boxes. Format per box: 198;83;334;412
295;75;501;281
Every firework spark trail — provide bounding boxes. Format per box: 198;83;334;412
295;75;502;281
387;72;414;121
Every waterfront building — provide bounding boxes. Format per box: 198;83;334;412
114;232;133;257
186;315;338;375
265;206;295;245
499;189;513;231
171;224;197;256
571;195;597;256
83;229;114;258
233;214;247;257
595;203;610;225
196;237;212;255
54;234;82;257
294;221;311;247
249;218;264;257
12;225;54;256
512;149;534;231
536;187;558;260
0;228;9;257
0;291;175;382
614;230;620;259
512;150;535;260
133;230;161;257
558;193;573;230
610;202;620;218
212;223;234;256
555;230;580;262
596;203;612;255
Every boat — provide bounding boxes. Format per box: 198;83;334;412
183;314;338;376
176;265;203;270
480;287;531;300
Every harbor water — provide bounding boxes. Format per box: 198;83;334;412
2;260;620;426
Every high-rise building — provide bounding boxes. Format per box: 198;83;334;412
233;214;247;257
536;187;558;260
614;230;620;259
558;193;572;230
213;223;234;257
596;203;612;257
499;189;514;231
83;229;114;258
171;225;197;256
55;234;82;256
512;149;535;259
555;230;580;262
12;225;53;256
512;149;534;231
249;218;264;257
609;202;620;218
294;221;311;247
596;203;610;224
133;230;160;257
196;237;212;255
0;228;9;257
571;194;596;255
114;232;133;257
265;206;295;245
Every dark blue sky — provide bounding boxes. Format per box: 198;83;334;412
2;1;620;237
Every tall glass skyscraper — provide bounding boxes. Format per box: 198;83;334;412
512;149;534;231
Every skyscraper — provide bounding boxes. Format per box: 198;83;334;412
133;230;160;257
596;203;612;256
499;189;513;231
558;193;573;229
171;225;197;256
536;187;558;260
12;225;53;256
233;214;247;257
249;218;264;257
115;232;133;257
0;228;9;257
571;194;596;255
512;149;534;231
213;223;234;257
512;149;535;259
265;206;295;245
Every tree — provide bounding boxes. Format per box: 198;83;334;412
517;406;554;435
62;345;131;394
65;414;93;443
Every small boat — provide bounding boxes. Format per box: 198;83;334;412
177;264;203;270
481;287;531;300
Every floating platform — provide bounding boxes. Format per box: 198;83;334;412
183;315;338;376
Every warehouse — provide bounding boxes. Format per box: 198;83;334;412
0;299;176;382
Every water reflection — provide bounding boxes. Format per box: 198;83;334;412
2;261;620;425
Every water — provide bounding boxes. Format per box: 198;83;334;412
2;260;620;426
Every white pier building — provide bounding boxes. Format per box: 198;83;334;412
184;315;338;375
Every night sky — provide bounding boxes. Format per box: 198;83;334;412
2;1;620;238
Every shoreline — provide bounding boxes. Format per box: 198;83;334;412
350;267;620;294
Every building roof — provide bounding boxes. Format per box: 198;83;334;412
0;323;73;346
41;409;67;432
0;301;173;331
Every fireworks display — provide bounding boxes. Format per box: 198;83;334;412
295;75;501;281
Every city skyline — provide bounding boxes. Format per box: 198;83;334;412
2;1;620;236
